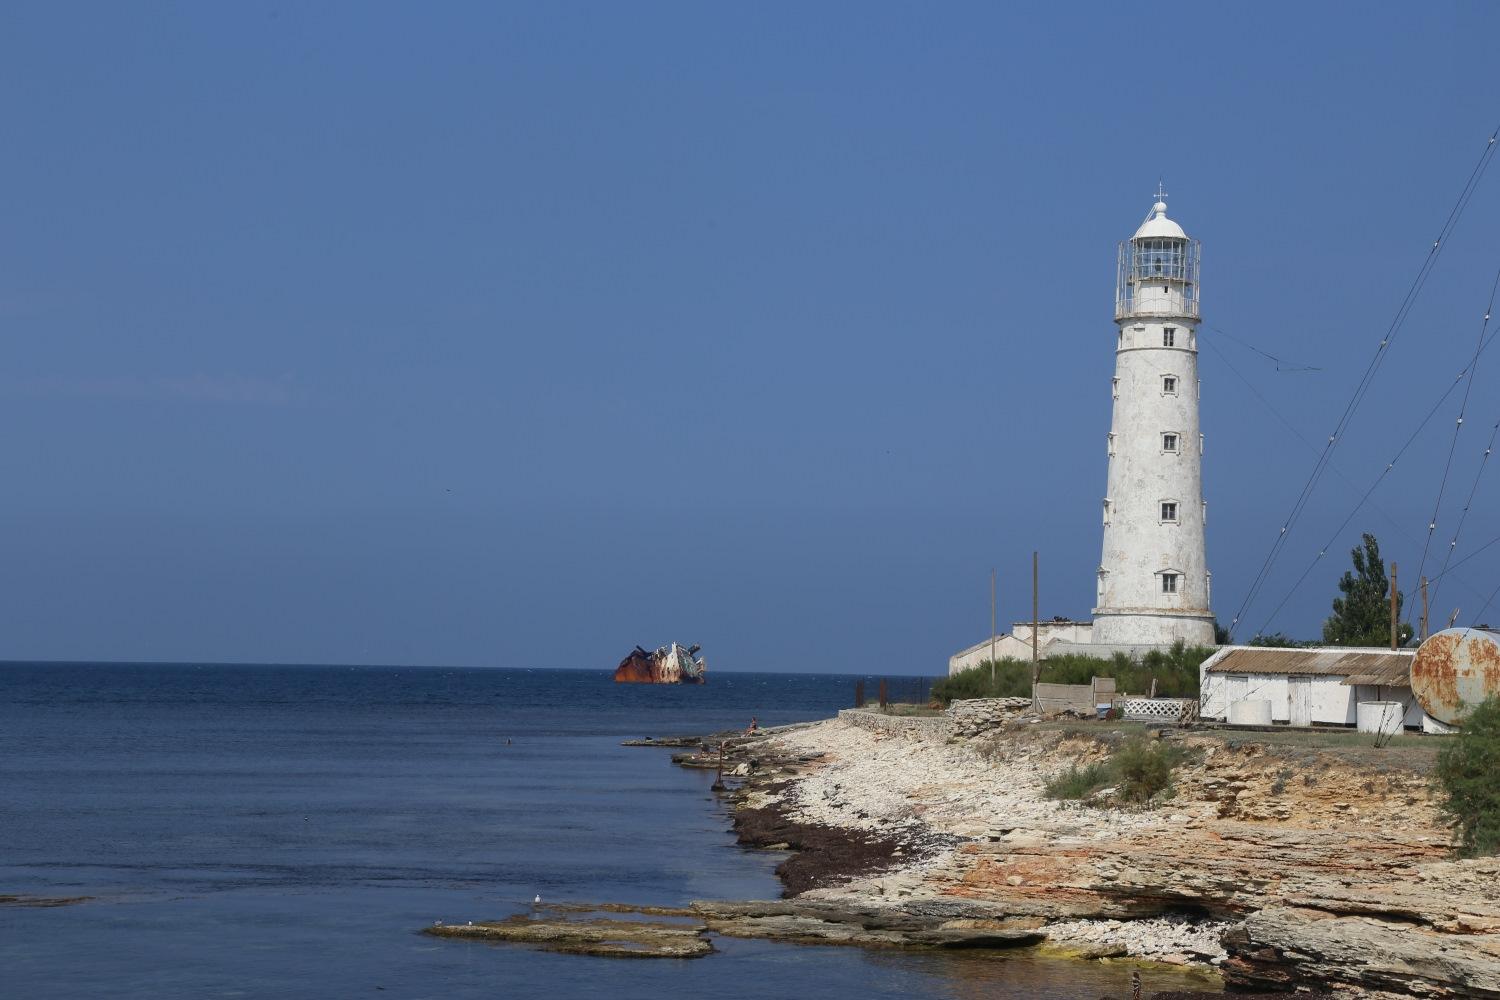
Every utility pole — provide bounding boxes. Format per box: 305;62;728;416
1389;562;1398;651
1421;577;1429;643
990;569;997;688
1032;551;1040;683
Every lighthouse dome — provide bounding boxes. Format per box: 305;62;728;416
1133;201;1187;240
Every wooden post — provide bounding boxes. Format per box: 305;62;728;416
1390;562;1398;651
1032;552;1040;683
1421;577;1429;643
878;678;887;710
990;569;997;688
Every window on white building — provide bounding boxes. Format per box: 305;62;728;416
1112;376;1120;398
1162;433;1179;453
1162;573;1179;594
1162;376;1177;394
1102;498;1111;525
1163;327;1176;347
1160;502;1178;522
1107;432;1115;456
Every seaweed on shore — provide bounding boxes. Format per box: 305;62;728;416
732;801;920;897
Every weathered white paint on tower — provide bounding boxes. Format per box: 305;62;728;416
1092;197;1215;646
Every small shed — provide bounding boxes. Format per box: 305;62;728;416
1199;646;1422;728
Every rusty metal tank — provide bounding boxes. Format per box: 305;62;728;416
1411;627;1500;725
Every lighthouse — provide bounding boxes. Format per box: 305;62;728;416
1092;194;1215;647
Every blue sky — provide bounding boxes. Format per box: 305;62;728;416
3;2;1500;670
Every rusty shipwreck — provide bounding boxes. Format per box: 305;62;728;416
614;643;706;684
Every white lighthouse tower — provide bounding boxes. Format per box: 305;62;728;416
1092;193;1215;647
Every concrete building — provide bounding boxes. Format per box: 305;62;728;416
947;619;1093;674
1092;196;1215;646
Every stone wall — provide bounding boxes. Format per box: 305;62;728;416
836;709;950;741
948;697;1034;738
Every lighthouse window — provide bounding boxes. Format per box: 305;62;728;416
1163;327;1176;347
1162;433;1179;453
1132;238;1186;281
1162;573;1179;595
1161;502;1178;522
1162;376;1178;394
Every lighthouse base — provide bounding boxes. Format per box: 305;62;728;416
1090;608;1216;647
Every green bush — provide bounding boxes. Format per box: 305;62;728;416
1041;736;1185;804
1434;694;1500;858
1113;736;1183;803
1044;761;1114;800
933;641;1213;707
930;657;1034;701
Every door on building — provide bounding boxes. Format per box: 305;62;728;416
1225;674;1248;716
1289;675;1312;728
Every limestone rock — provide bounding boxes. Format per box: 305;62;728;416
425;914;713;958
1224;905;1500;996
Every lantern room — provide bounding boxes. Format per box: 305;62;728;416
1116;198;1201;320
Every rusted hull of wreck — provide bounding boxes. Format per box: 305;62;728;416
613;643;706;684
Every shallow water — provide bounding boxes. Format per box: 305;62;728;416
0;664;1221;998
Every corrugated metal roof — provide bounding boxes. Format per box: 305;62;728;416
1206;647;1413;682
1340;656;1414;687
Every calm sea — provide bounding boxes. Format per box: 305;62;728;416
0;664;1217;999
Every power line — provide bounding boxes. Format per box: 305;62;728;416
1251;371;1465;637
1229;126;1500;635
1470;578;1500;628
1429;526;1500;587
1415;263;1500;605
1206;325;1320;372
1252;315;1500;637
1202;331;1500;619
1201;331;1425;546
1254;308;1500;638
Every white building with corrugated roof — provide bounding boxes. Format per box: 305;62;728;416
1198;646;1429;728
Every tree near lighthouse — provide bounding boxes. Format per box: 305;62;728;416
1322;533;1412;647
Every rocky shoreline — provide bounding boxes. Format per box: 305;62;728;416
694;710;1500;998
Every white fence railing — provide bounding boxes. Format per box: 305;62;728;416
1121;698;1199;724
1115;298;1201;320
